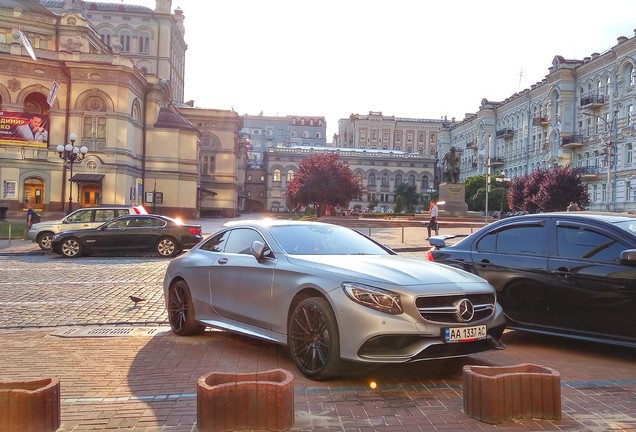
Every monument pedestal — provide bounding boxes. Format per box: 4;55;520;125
438;182;468;216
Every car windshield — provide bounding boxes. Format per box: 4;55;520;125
615;220;636;236
271;224;391;255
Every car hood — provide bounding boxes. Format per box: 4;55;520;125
31;220;63;229
286;254;490;291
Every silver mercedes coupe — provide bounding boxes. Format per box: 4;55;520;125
163;219;506;380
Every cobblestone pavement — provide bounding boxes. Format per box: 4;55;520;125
0;226;635;431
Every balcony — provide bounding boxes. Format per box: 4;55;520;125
578;166;600;180
580;95;605;109
488;157;504;166
532;116;549;126
466;140;477;150
496;129;514;139
560;135;585;148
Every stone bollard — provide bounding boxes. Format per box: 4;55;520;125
197;368;294;432
0;377;61;432
463;363;561;424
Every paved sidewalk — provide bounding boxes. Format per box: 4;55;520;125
2;218;634;431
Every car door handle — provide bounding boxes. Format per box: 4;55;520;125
476;260;491;268
551;267;573;278
217;258;228;265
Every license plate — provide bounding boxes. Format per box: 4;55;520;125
444;325;487;343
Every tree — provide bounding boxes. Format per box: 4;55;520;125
393;183;420;213
394;195;404;213
286;153;363;217
509;166;590;213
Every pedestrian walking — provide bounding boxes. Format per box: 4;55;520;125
426;201;439;240
566;201;580;211
24;203;38;240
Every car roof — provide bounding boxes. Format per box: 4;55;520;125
502;211;636;223
223;219;337;229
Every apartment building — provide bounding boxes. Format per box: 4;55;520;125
442;33;636;212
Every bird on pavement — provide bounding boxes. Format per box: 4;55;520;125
129;295;145;306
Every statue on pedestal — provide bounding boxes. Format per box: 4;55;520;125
442;146;461;183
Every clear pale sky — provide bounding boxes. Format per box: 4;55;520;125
118;0;636;139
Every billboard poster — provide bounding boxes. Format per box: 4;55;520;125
0;111;50;148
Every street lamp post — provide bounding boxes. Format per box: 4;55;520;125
582;110;618;212
495;176;511;216
57;133;88;215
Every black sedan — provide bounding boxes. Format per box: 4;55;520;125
51;214;203;258
426;212;636;348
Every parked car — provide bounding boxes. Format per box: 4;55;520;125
51;214;202;258
163;219;506;380
426;212;636;348
27;205;148;250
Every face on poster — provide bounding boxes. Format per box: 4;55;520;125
0;111;50;147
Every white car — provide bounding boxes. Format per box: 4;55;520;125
27;205;147;250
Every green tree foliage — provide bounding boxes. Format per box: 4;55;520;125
286;153;363;217
394;195;404;213
393;183;420;213
464;175;486;211
509;166;590;212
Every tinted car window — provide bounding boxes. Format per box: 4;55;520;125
224;228;265;255
477;225;544;255
94;210;115;222
200;231;230;252
66;210;93;223
557;225;628;262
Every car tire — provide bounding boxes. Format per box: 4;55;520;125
167;280;206;336
60;237;82;258
37;232;54;250
288;297;341;381
156;237;178;257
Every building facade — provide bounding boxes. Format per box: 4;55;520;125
264;146;437;213
0;0;201;218
441;33;636;212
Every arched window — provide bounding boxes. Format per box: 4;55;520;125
100;32;111;46
356;173;363;185
138;32;150;54
408;175;415;187
119;31;131;52
286;169;294;182
368;173;376;186
421;176;430;189
395;174;403;186
273;169;281;182
202;156;209;174
381;173;389;187
209;156;215;173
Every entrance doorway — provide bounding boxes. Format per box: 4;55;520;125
23;177;44;210
81;185;101;206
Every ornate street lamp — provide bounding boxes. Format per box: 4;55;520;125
57;133;88;214
582;110;619;211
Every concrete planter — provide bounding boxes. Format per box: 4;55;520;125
463;363;561;424
0;377;61;432
197;368;294;431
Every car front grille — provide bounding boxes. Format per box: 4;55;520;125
415;293;495;324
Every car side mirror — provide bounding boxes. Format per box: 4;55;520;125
619;249;636;266
250;240;270;263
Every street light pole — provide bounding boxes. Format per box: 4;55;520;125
57;132;88;215
582;110;618;211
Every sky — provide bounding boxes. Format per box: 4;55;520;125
119;0;636;139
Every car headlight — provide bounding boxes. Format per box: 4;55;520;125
342;282;403;315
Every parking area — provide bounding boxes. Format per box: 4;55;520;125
0;221;635;431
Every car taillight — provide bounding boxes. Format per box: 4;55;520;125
425;250;435;261
188;227;201;235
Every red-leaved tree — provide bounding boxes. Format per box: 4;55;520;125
286;153;363;217
508;165;590;212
